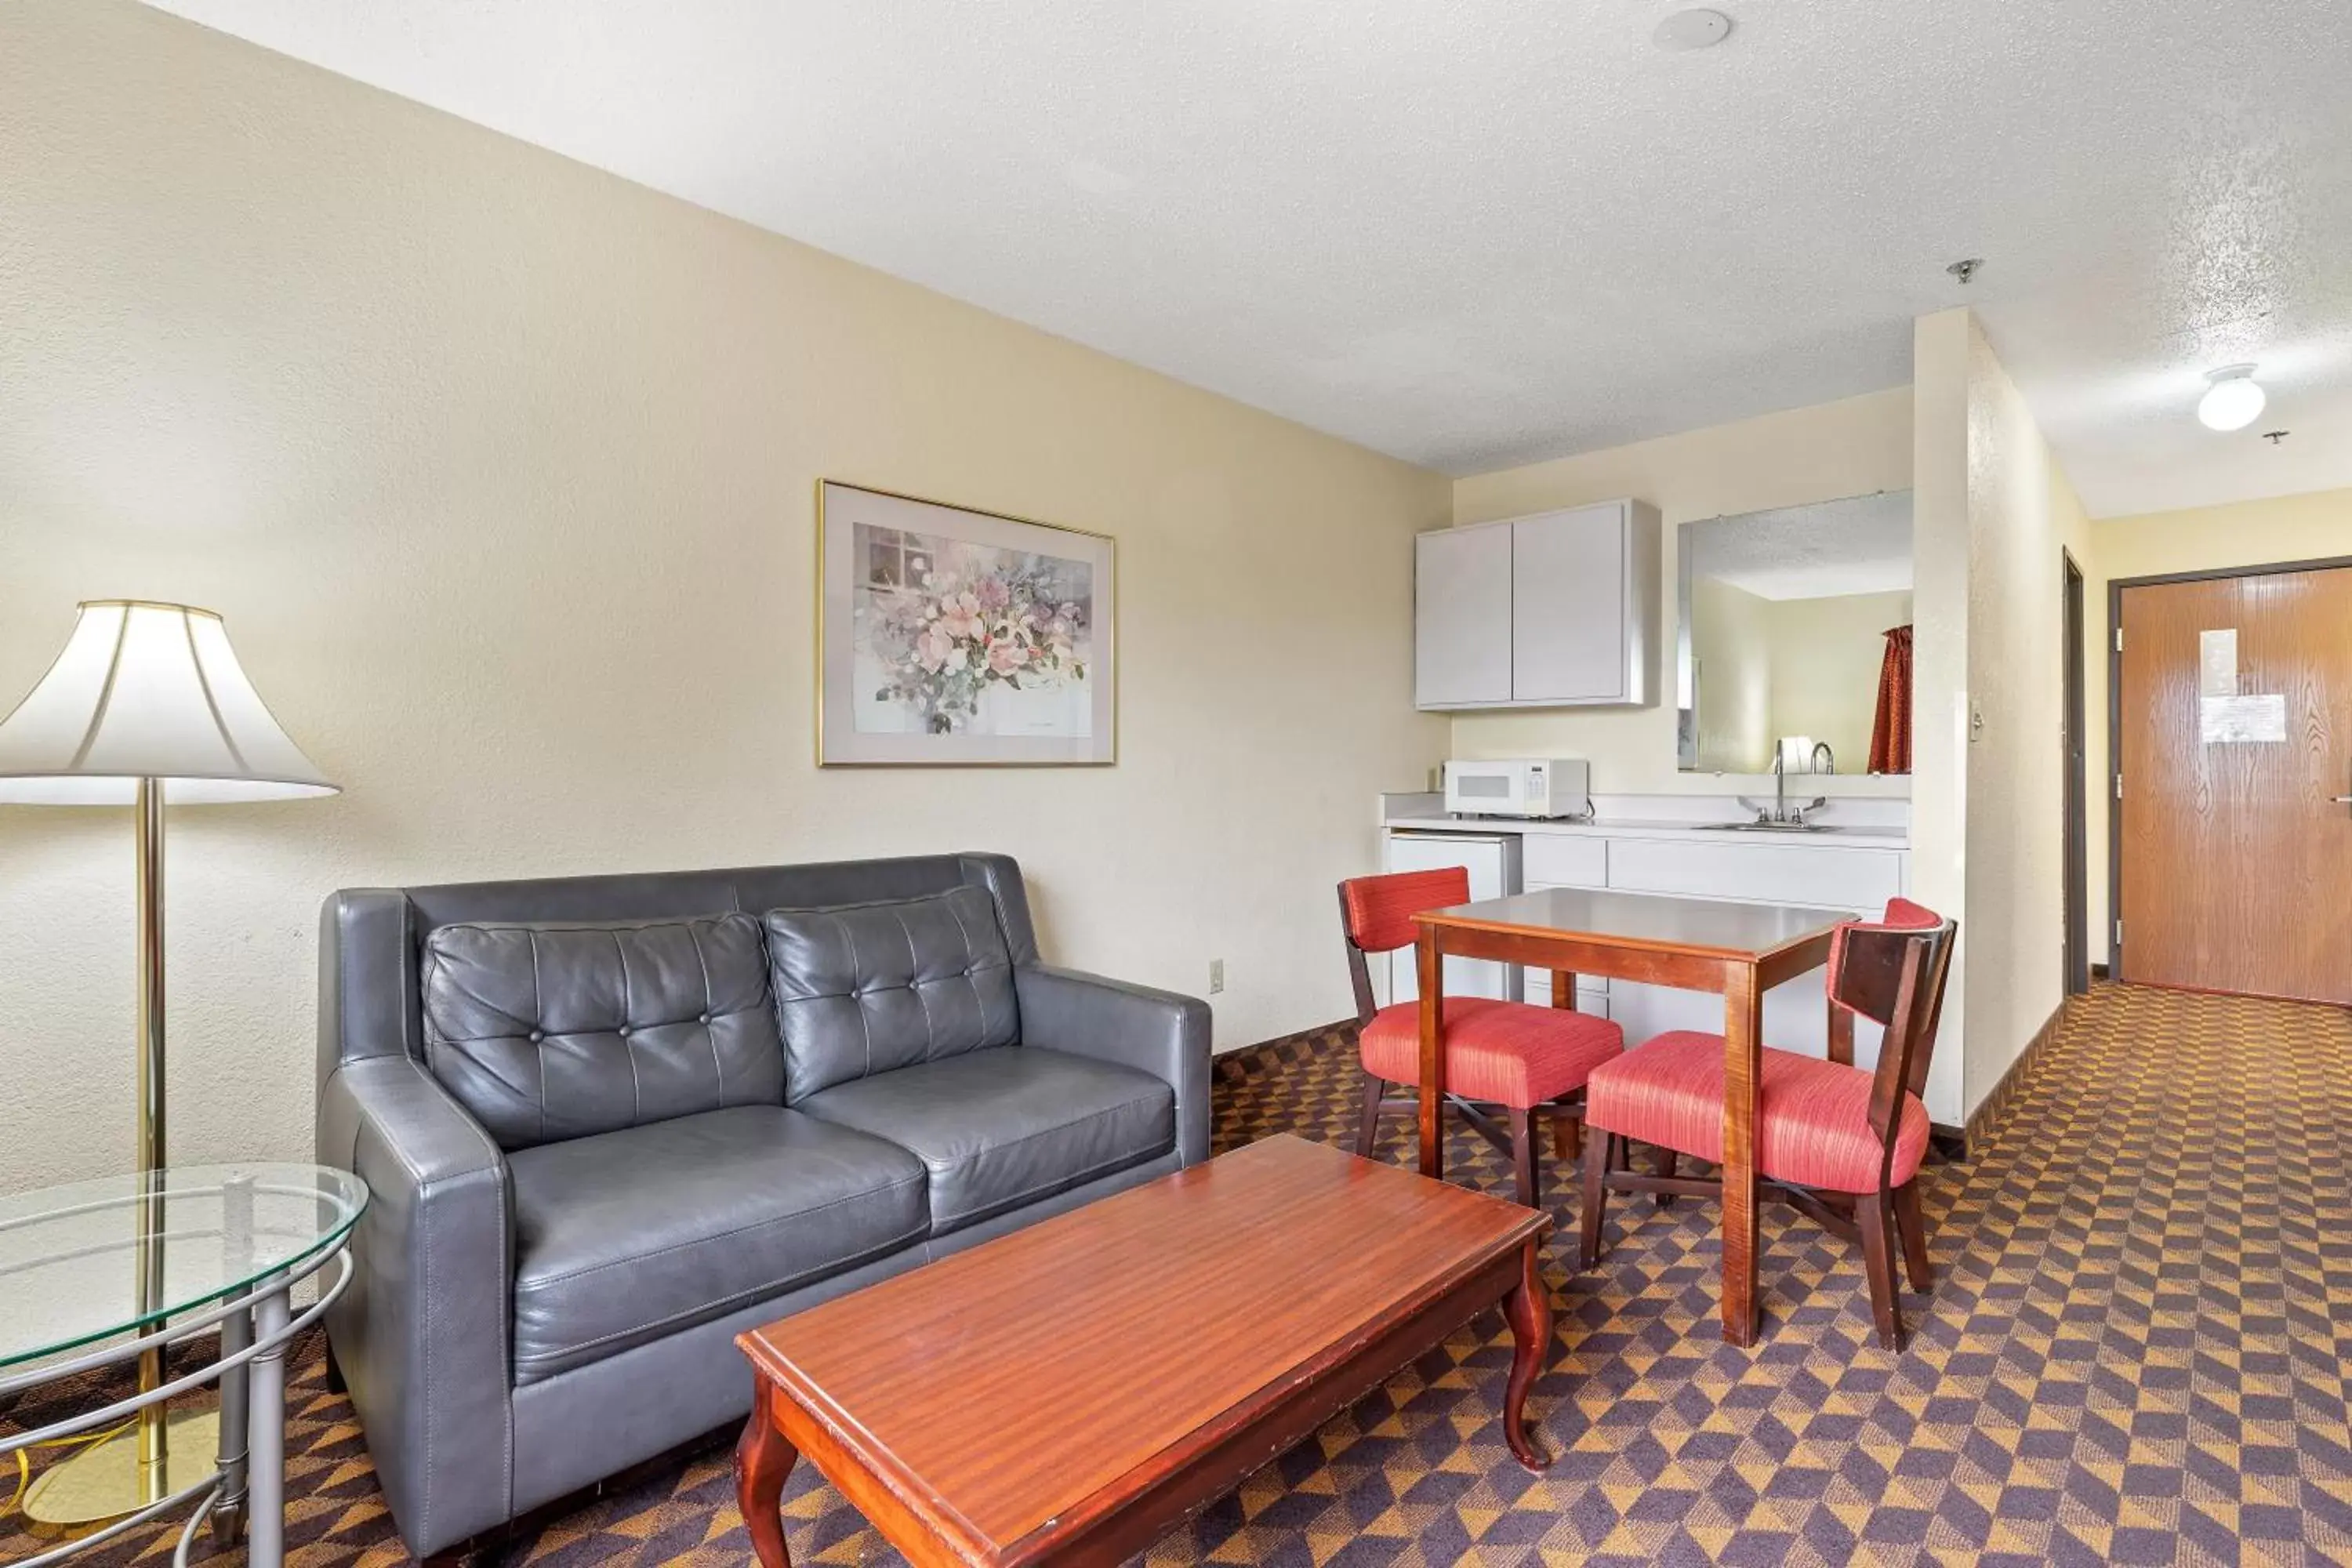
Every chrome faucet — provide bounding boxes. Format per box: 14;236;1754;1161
1738;750;1829;826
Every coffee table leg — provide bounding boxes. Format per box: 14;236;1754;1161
735;1381;800;1568
1501;1240;1553;1472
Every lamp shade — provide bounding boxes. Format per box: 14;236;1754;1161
0;601;336;804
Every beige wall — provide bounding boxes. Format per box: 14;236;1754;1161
0;2;1450;1189
1954;314;2092;1114
1908;311;1973;1122
1763;590;1913;776
1450;387;1914;795
1911;308;2093;1120
2085;486;2352;967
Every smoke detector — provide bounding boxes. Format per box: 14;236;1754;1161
1654;9;1733;49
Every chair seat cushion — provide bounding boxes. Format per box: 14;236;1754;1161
1584;1031;1931;1193
794;1047;1175;1236
506;1106;928;1385
1359;998;1624;1108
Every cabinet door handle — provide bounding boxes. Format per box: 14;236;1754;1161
2332;796;2352;804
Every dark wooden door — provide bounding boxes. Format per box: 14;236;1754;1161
2116;564;2352;1003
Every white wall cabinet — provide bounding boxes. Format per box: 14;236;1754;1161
1413;524;1514;706
1415;499;1661;710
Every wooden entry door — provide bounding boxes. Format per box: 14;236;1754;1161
2116;563;2352;1003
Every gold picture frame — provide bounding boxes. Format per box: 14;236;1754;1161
815;481;1117;766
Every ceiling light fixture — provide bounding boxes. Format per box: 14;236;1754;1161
1653;9;1732;50
2197;365;2266;431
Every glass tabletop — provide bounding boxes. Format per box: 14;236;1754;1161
0;1163;368;1371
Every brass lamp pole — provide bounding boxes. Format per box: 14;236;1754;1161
0;601;336;1522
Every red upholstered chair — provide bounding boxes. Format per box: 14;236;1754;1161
1577;898;1956;1349
1338;868;1624;1209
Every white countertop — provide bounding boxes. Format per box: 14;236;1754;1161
1381;813;1911;851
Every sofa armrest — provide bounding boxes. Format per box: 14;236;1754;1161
317;1054;514;1555
1015;964;1212;1165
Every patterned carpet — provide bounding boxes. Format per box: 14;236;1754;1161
6;984;2352;1566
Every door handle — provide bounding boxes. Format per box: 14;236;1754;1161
2333;796;2352;804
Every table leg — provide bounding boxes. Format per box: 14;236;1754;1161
735;1382;800;1568
1827;996;1855;1067
1501;1240;1553;1472
1719;967;1763;1346
212;1303;253;1548
1547;968;1584;1161
1417;927;1443;1179
246;1277;291;1568
215;1169;257;1548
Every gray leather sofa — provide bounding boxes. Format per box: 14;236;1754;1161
315;853;1210;1558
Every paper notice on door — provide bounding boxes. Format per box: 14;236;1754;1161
2199;628;2238;698
2201;693;2286;743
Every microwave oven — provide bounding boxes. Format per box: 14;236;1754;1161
1443;758;1592;820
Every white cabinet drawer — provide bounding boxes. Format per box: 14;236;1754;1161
1523;834;1607;888
1604;837;1902;913
1512;962;1613;999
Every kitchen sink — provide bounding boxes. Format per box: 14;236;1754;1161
1694;821;1844;833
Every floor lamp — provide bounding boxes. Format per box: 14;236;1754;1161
0;601;336;1524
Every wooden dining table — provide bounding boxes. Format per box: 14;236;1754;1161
1412;886;1851;1347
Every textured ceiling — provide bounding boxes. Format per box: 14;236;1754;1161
143;0;2352;517
1687;491;1913;600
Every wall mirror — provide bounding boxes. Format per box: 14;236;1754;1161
1676;491;1913;775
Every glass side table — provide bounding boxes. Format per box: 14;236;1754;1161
0;1164;368;1568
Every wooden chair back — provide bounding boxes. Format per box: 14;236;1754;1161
1829;912;1957;1164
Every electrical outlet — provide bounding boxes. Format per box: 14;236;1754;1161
1208;958;1225;994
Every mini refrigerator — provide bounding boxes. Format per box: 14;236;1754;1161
1381;831;1524;1006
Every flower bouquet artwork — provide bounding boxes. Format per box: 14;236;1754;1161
818;482;1115;765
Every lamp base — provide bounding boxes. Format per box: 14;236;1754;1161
20;1408;222;1527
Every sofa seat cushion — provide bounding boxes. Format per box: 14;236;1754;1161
794;1047;1174;1236
506;1106;927;1384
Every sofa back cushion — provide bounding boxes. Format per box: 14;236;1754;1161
763;886;1018;1102
420;913;786;1150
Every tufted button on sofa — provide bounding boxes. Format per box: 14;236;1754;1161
314;852;1209;1559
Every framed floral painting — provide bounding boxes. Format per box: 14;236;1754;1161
817;481;1116;765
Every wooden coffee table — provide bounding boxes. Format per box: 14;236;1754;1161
734;1134;1553;1568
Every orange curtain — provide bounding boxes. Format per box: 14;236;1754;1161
1868;625;1913;774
